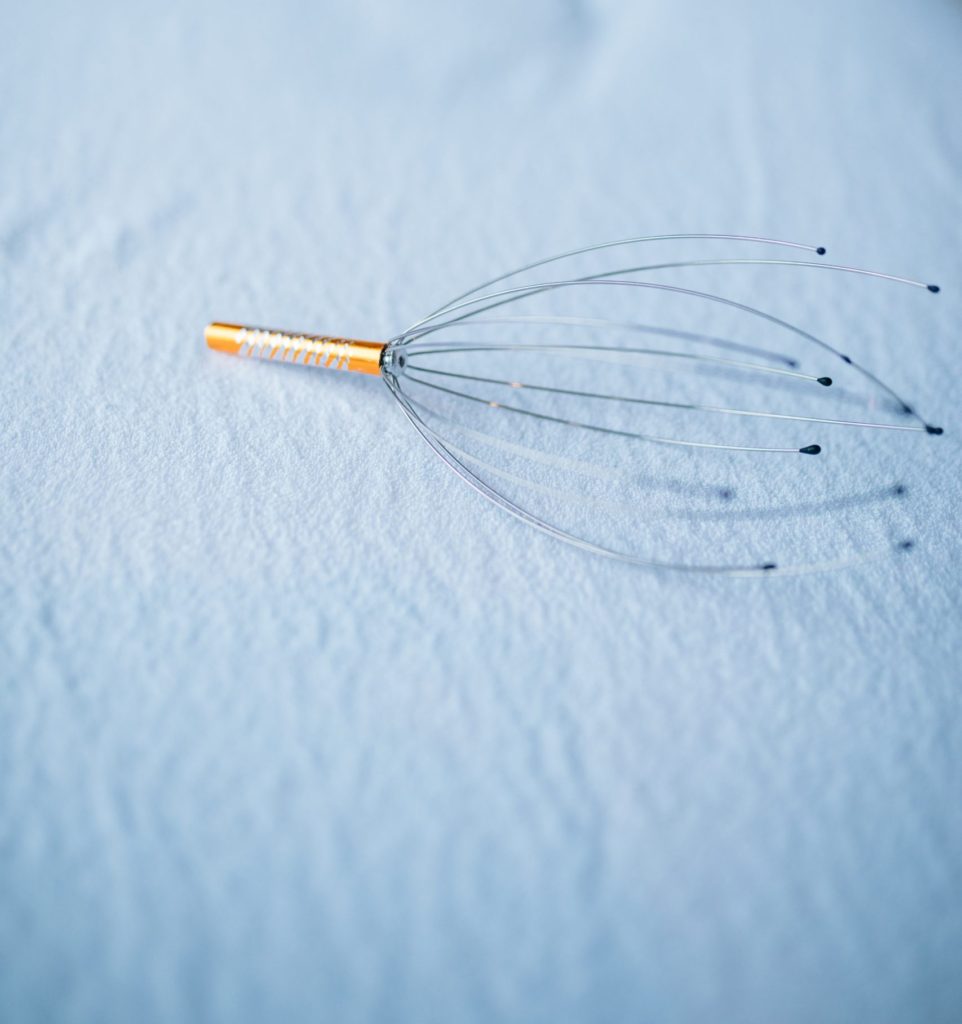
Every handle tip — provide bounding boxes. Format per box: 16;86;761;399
206;322;245;354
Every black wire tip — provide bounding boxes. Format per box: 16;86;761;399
799;444;822;455
893;483;907;496
817;376;833;387
718;487;735;501
898;540;915;552
927;284;940;294
841;355;852;364
925;424;944;435
901;404;914;416
760;562;778;571
816;246;827;255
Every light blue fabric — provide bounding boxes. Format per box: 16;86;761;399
2;1;961;1021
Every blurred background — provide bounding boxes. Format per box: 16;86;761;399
1;1;960;1021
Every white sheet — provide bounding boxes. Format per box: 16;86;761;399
1;0;960;1020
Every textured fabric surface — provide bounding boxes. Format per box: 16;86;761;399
2;1;961;1021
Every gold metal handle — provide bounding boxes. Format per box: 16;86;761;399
205;322;386;376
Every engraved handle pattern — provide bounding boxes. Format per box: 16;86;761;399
206;322;385;376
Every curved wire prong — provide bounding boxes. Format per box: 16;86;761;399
405;342;828;385
403;373;823;455
414;233;833;329
403;364;926;433
536;258;935;293
412;254;938;334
